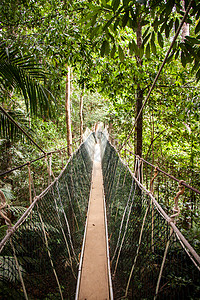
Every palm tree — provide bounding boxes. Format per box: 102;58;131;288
0;44;55;140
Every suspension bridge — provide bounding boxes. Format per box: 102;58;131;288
0;131;200;299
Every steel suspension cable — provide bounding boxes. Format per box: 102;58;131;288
118;0;193;152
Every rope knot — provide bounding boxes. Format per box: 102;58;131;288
6;225;14;234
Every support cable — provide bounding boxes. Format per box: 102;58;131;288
118;0;193;152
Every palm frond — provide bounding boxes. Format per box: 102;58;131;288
0;109;32;141
0;256;24;282
0;44;55;119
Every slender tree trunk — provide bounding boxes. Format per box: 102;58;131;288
65;66;72;156
136;87;143;157
80;88;84;142
135;18;143;158
181;0;189;41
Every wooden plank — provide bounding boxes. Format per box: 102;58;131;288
78;144;110;300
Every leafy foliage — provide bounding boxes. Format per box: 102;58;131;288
0;109;32;141
0;44;55;118
82;0;200;80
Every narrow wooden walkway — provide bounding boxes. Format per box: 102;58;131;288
78;143;110;300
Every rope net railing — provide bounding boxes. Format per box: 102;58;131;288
0;133;96;299
122;147;200;255
99;133;200;300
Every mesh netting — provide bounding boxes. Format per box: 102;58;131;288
100;133;200;300
0;133;96;299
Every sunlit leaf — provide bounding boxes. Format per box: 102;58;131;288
118;45;125;62
195;20;200;34
157;31;164;48
112;0;120;11
145;43;150;59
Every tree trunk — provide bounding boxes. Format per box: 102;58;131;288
136;87;143;157
181;0;189;41
135;18;143;158
80;88;84;142
65;66;72;156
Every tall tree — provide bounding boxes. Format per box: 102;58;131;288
80;87;84;142
181;0;190;40
81;0;200;156
65;66;72;156
135;7;143;157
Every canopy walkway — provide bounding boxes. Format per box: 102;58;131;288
0;132;200;299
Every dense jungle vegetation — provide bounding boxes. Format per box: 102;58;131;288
0;0;200;253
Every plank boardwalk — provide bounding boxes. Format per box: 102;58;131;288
78;143;110;300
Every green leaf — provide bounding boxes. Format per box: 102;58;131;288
153;16;159;32
142;33;151;46
186;36;200;45
122;11;129;27
129;9;137;29
175;49;180;60
145;43;150;59
131;40;139;55
151;39;156;55
114;18;120;30
197;4;200;19
151;31;155;42
157;32;164;48
141;20;150;26
129;42;134;55
172;41;178;50
0;45;54;119
123;0;131;6
91;14;98;26
196;68;200;82
80;11;99;23
118;45;125;62
112;0;120;11
192;59;199;72
100;41;106;57
181;51;186;67
166;52;174;64
184;42;194;54
168;19;174;31
138;46;144;59
0;110;31;141
143;27;150;38
160;22;166;33
105;40;110;55
195;20;200;34
165;0;173;16
111;44;116;58
175;18;179;32
165;25;170;38
101;40;110;57
103;16;115;30
90;25;102;39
